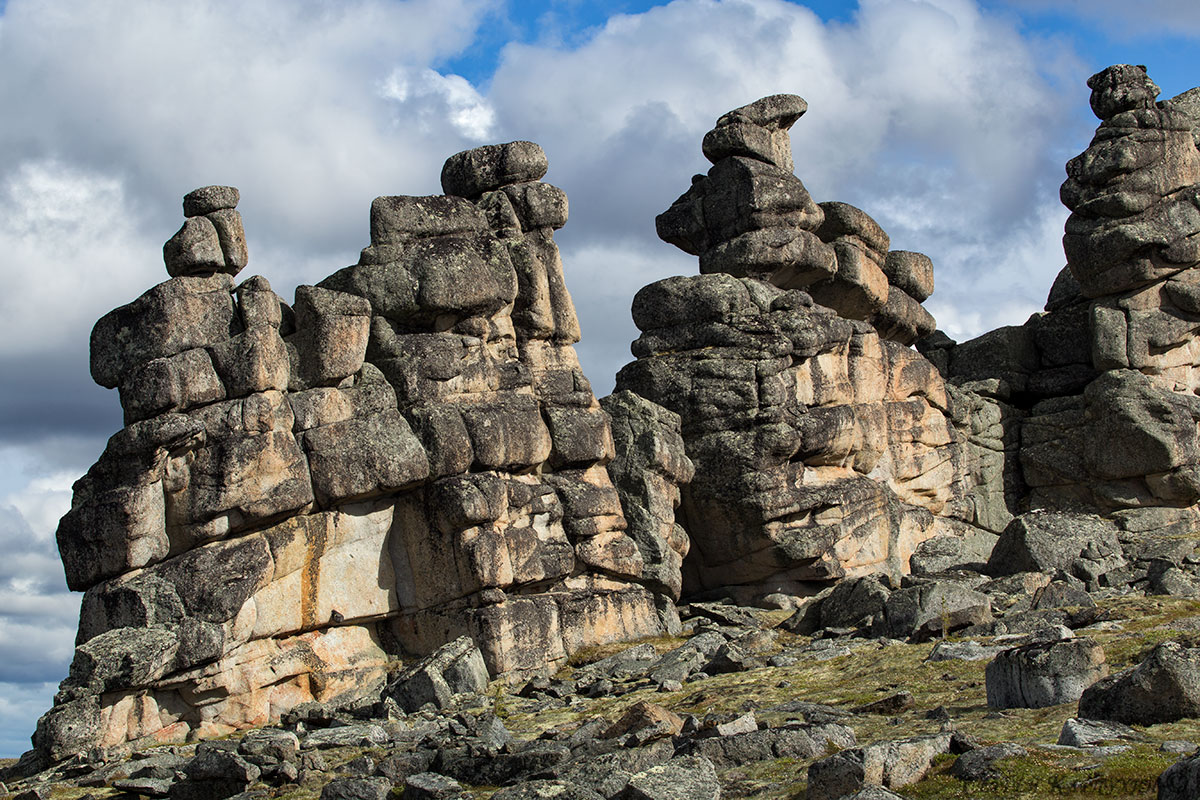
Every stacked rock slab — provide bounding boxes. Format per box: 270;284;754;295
922;66;1200;536
619;95;969;599
320;142;666;667
39;150;673;761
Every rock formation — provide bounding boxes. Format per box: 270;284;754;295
923;64;1200;535
31;63;1200;774
40;146;680;760
618;94;965;600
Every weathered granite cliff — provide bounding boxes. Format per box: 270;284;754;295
31;64;1200;772
39;148;685;760
617;94;967;601
921;64;1200;534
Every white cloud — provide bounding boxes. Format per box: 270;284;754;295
0;161;159;360
923;199;1071;342
381;67;497;141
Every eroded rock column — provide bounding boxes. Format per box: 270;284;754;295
619;96;969;601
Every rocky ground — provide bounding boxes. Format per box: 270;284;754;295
6;527;1200;800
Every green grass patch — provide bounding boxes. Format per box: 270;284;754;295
905;744;1175;800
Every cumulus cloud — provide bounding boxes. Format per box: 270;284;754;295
380;67;497;141
0;161;158;360
0;497;78;681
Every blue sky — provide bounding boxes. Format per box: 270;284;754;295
0;0;1197;758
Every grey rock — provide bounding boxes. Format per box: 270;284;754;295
814;201;889;254
552;742;674;798
183;185;240;217
1057;717;1141;747
1150;565;1200;597
1078;641;1200;724
852;691;915;715
681;722;853;769
949;742;1026;781
303;724;389;749
926;640;1004;662
118;347;225;424
90;274;235;389
239;729;299;762
702;93;807;172
290;285;372;388
806;733;951;800
576;643;658;681
113;776;175;797
987;512;1125;585
881;580;992;642
647;631;726;685
1031;581;1096;609
947;325;1037;393
985;637;1108;709
404;772;464;800
320;777;392;800
301;408;429;507
820;574;891;630
366;195;487;246
909;529;997;575
436;741;571;787
501;181;569;231
617;754;720;800
870;285;936;345
491;781;604;800
64;625;179;694
384;636;490;713
840;789;908;800
31;696;102;764
207;325;289;397
1084;371;1200;505
376;751;437;784
175;748;260;800
207;208;248;273
441;141;549;199
658;155;823;257
1159;750;1200;800
882;250;934;302
601;391;695;600
164;216;226;277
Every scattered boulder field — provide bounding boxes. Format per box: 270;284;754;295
7;63;1200;799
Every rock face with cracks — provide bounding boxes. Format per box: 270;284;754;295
33;65;1200;770
622;93;966;601
41;149;678;761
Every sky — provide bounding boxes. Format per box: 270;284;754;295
0;0;1198;758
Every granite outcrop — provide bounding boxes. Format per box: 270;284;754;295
28;62;1200;776
41;147;680;760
